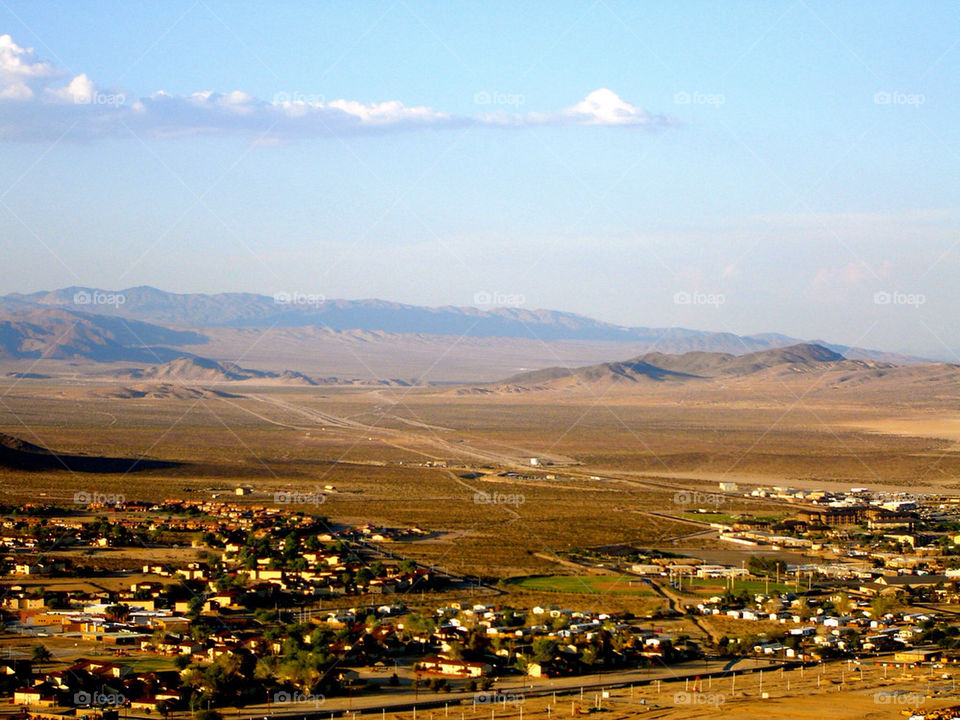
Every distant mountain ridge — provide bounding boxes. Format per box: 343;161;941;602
500;343;851;389
0;286;925;364
477;343;960;399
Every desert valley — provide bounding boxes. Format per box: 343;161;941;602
1;288;960;720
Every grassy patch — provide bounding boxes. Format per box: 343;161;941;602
506;575;653;596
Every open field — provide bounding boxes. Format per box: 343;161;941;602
504;575;655;596
3;368;960;586
4;361;960;719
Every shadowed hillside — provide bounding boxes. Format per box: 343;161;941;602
0;432;182;473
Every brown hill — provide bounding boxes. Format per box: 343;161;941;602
464;343;960;401
120;356;317;384
0;308;205;362
114;357;415;387
89;383;242;400
496;343;845;391
501;359;698;388
636;343;848;378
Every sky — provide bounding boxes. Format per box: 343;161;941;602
0;1;958;357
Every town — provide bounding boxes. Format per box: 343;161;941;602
2;482;960;720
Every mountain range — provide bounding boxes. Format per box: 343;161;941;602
0;287;923;371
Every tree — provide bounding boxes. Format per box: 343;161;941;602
31;644;52;665
402;614;435;636
175;654;194;670
763;598;782;615
532;637;558;663
282;534;299;558
106;604;132;623
445;641;464;660
188;596;206;617
870;594;899;619
832;592;853;615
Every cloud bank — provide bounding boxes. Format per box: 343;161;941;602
0;34;676;142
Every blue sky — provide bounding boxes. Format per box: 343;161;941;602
0;1;958;357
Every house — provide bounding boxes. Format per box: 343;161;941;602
3;596;45;611
13;563;48;576
894;649;940;664
527;656;577;678
14;682;59;706
418;656;491;677
863;575;949;595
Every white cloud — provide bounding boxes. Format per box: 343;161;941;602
0;33;676;142
484;88;674;130
45;73;96;104
562;88;664;126
0;33;61;100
